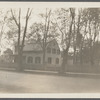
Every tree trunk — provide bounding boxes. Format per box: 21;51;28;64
73;46;76;64
16;49;24;71
43;48;46;70
90;46;94;66
80;44;83;65
59;48;69;74
59;8;74;75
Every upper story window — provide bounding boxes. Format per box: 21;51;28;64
57;49;60;55
35;57;41;64
52;48;56;54
47;47;51;53
27;56;33;63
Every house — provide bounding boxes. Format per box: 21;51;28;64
14;39;62;68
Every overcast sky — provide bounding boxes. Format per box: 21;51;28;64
0;2;100;54
0;2;100;8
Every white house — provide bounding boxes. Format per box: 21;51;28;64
14;39;62;67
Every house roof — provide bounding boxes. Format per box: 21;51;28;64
14;39;60;52
23;39;59;52
23;41;42;51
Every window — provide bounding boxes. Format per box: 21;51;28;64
27;56;33;63
57;49;60;55
48;57;52;64
52;48;56;54
56;58;59;64
35;57;41;64
47;47;51;53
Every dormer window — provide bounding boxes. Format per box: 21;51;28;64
47;47;51;53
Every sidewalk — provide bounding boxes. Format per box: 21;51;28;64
0;67;100;78
25;69;100;78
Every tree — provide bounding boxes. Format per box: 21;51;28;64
3;48;13;63
3;48;13;55
10;8;32;71
81;8;100;65
71;8;100;65
28;9;58;69
54;8;75;74
0;10;9;53
40;9;52;65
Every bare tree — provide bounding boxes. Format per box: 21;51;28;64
82;8;100;65
28;9;59;69
54;8;75;74
10;8;32;71
0;10;9;52
41;9;52;65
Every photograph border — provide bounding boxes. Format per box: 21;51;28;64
0;1;99;99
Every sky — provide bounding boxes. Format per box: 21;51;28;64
0;2;100;8
0;8;46;54
0;2;100;54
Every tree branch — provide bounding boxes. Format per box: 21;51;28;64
21;8;32;50
11;9;19;27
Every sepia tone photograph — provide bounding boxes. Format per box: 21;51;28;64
0;2;100;96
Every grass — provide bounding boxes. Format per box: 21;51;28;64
0;62;100;74
66;63;100;74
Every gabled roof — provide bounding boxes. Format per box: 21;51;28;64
14;38;60;52
23;42;42;51
23;39;60;52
